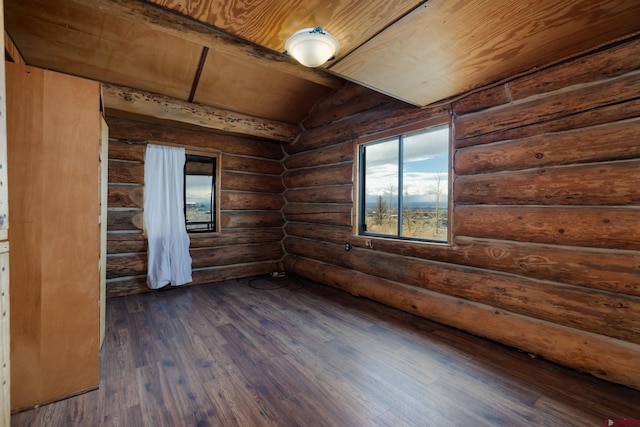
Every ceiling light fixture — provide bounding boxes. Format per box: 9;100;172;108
284;27;339;68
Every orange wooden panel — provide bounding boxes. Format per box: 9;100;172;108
7;63;101;410
148;0;423;60
331;0;640;106
193;49;331;123
5;0;200;100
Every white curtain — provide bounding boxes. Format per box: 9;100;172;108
144;144;192;289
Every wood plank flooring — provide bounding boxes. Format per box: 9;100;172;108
12;275;640;426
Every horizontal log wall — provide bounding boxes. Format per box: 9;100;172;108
106;117;285;297
281;37;640;390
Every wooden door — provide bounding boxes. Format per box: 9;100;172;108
7;62;101;411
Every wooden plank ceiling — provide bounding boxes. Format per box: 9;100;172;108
331;0;640;105
3;0;343;128
5;0;640;134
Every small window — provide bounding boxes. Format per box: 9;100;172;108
184;154;217;232
358;124;450;243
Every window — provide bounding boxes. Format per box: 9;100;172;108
358;124;450;242
184;153;218;232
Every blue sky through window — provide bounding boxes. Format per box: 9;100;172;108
364;126;449;208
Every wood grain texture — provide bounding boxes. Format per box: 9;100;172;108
332;0;640;106
7;63;100;410
456;71;640;141
106;253;147;279
283;163;353;188
281;40;640;395
148;0;424;61
283;257;640;391
309;82;371;115
107;209;143;231
5;0;344;135
454;206;640;250
189;228;284;248
454;118;640;175
192;49;332;125
285;221;640;297
221;171;285;193
455;160;640;206
102;83;300;142
105;275;149;298
106;261;280;297
453;37;640;115
221;155;284;175
286;102;447;154
191;243;283;269
285;222;353;244
108;160;144;185
108;140;145;162
284;185;353;204
220;211;284;228
284;140;354;170
284;237;640;344
15;277;640;424
456;97;640;148
6;0;200;100
108;184;144;208
109;229;284;253
72;0;343;88
107;229;285;254
188;263;280;289
107;232;146;254
107;117;284;160
451;84;510;116
283;203;352;227
107;243;283;278
302;90;393;130
450;237;640;297
508;37;640;101
106;122;287;297
220;191;285;210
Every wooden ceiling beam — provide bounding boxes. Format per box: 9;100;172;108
70;0;344;89
102;83;301;142
188;47;209;103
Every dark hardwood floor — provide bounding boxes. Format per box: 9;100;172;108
12;275;640;426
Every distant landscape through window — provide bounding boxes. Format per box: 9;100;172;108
358;124;450;242
184;154;216;232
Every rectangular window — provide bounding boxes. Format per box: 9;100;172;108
358;124;450;243
184;153;217;232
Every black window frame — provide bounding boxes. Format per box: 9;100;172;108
357;123;450;244
184;153;217;233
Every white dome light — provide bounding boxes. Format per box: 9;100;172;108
285;27;340;68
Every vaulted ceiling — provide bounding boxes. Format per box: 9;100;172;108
5;0;640;134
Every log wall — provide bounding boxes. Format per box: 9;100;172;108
281;37;640;390
106;117;285;297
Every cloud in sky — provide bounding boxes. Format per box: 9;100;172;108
364;127;449;205
185;175;213;205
